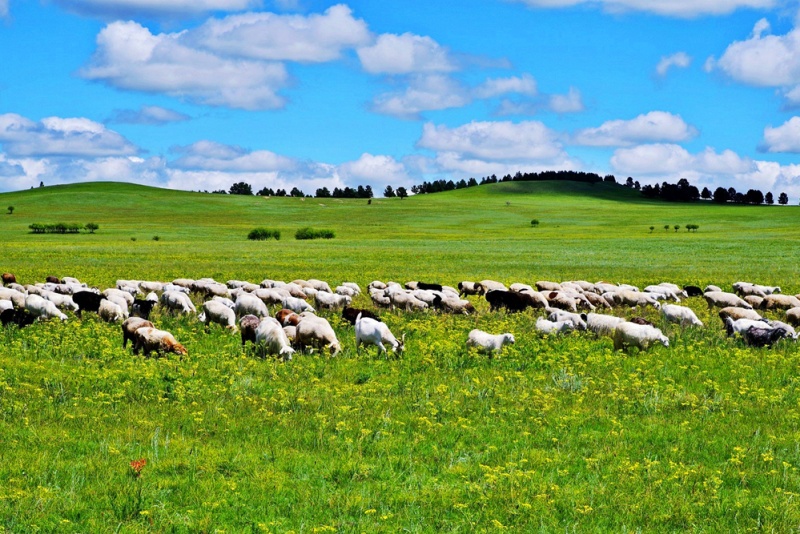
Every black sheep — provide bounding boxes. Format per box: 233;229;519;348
683;285;703;297
486;290;537;313
72;291;104;317
1;308;36;328
131;299;156;320
342;306;380;325
743;326;790;348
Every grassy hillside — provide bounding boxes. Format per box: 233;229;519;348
1;181;799;288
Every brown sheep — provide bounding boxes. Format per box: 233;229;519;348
275;308;302;327
239;314;260;347
2;273;16;286
719;306;763;323
760;294;800;311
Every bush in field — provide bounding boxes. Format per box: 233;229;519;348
248;228;281;241
686;224;699;232
295;227;335;240
85;223;99;234
29;223;84;234
530;219;540;227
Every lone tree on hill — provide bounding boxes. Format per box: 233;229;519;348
779;192;789;205
7;206;13;215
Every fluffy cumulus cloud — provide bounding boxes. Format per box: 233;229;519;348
573;111;697;147
509;0;775;18
107;105;190;125
371;75;472;119
81;21;289;110
473;74;538;99
0;113;139;158
418;120;568;163
656;52;692;76
170;140;297;172
712;18;800;105
357;33;457;75
761;116;800;153
338;153;411;188
54;0;260;18
549;87;584;113
186;5;371;62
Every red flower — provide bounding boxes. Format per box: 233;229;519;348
129;458;147;478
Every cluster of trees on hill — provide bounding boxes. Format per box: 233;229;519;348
205;172;793;206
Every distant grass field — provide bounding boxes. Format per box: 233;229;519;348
2;182;800;532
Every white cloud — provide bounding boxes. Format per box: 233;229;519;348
54;0;259;18
80;21;289;110
187;5;371;62
573;111;697;146
338;153;411;187
357;33;457;75
473;74;538;99
549;87;584;113
656;52;692;76
509;0;776;18
371;75;471;119
761;116;800;152
417;120;566;162
170;140;296;171
108;105;190;125
0;113;139;158
712;18;800;105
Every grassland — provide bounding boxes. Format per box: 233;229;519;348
1;181;800;532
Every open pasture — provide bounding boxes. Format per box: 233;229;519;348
2;182;800;532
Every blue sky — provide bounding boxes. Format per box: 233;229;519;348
2;0;800;197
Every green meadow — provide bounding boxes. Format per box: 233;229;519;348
1;181;800;532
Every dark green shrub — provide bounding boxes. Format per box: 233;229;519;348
295;227;335;240
530;219;540;227
248;228;281;241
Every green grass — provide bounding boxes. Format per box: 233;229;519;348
1;181;800;532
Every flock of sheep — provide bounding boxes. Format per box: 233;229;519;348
1;271;799;358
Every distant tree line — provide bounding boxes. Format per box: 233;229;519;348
29;223;99;234
641;178;789;205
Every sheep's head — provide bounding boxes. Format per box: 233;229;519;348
280;346;294;362
394;333;406;353
659;336;669;347
503;333;516;345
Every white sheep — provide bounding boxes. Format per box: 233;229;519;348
252;288;290;306
355;313;404;354
535;317;575;335
307;279;332;293
786;307;800;327
704;291;751;310
105;287;135;304
660;304;703;327
0;300;14;313
724;317;772;337
718;306;763;323
25;294;67;321
761;294;800;310
586;313;625;337
212;296;236;309
390;291;428;312
612;322;669;351
295;315;341;356
234;294;270;318
370;290;392;308
314;291;349;310
200;300;237;330
466;329;515;355
0;287;27;309
612;290;661;309
99;299;127;323
335;285;357;297
340;282;361;295
767;320;798;340
254;317;294;361
547;309;588;330
283;296;315;314
159;291;196;314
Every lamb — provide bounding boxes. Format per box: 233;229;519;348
295;315;341;356
535;317;576;335
704;291;751;310
98;299;127;323
612;322;669;351
586;313;625;337
314;291;350;310
132;327;188;357
239;315;261;347
660;304;703;327
254;318;295;361
160;291;197;314
786;307;800;327
546;309;588;330
121;317;154;348
25;294;68;321
760;294;800;311
718;306;763;323
355;313;404;354
234;294;270;318
743;326;791;348
466;329;515;356
199;300;237;330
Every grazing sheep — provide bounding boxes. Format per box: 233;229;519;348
160;291;196;314
105;294;130;316
307;279;332;293
335;285;357;297
0;300;12;314
760;294;800;311
41;291;79;313
132;327;188;357
535;317;575;335
45;276;62;284
355;313;404;354
121;317;154;348
582;291;612;309
252;288;290;306
0;287;28;309
536;281;562;292
744;295;764;309
103;288;134;306
733;282;767;298
98;299;127;323
466;329;515;356
786;307;800;327
719;306;763;323
370;290;392;308
314;291;350;310
342;306;380;325
611;290;661;309
683;285;703;297
71;290;104;317
254;318;295;361
487;290;541;313
199;300;237;330
477;280;507;295
25;294;68;321
547;309;588;330
340;282;361;295
283;296;315;314
724;317;771;337
411;290;442;307
644;286;682;302
437;296;476;315
234;294;270;318
295;315;341;356
239;315;260;347
612;322;669;351
704;285;722;294
1;307;36;328
586;313;625;337
458;281;481;296
212;296;236;309
390;291;428;312
660;304;703;327
276;308;302;326
131;299;156;320
545;292;579;313
743;326;791;348
704;291;751;310
767;320;797;340
2;273;16;286
368;281;387;292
